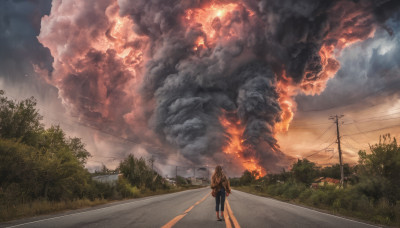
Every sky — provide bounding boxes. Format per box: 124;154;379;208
1;0;400;177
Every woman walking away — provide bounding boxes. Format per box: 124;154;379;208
211;165;231;221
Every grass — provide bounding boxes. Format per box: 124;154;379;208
0;198;109;223
0;185;204;223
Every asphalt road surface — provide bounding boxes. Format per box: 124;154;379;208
1;187;379;228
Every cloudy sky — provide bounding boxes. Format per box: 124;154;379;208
1;0;399;177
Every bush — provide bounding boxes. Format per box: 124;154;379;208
279;182;303;199
298;189;313;201
291;159;319;185
0;138;91;202
176;176;188;186
229;177;241;186
358;134;400;203
116;177;140;198
119;154;168;191
85;181;116;200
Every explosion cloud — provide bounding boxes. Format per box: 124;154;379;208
36;0;400;174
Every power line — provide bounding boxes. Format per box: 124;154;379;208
342;124;400;136
313;124;335;142
290;124;335;160
350;107;400;120
311;131;336;155
305;140;337;158
340;139;359;151
290;121;332;128
356;110;400;121
289;110;400;129
352;121;377;142
343;115;400;125
343;134;369;149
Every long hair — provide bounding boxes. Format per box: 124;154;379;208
211;165;225;186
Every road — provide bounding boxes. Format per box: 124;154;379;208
1;187;378;228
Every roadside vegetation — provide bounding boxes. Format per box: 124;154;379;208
0;90;198;222
231;134;400;226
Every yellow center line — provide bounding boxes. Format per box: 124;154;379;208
184;205;195;214
225;200;233;228
226;198;241;228
161;192;210;228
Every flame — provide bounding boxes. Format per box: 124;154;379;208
193;37;205;51
275;71;297;133
185;2;253;47
219;114;265;177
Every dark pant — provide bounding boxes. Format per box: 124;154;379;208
215;187;226;211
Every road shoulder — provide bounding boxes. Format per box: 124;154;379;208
0;187;208;228
232;187;384;228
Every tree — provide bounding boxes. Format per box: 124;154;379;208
266;168;291;185
0;137;91;201
38;126;90;165
68;137;91;165
320;164;352;179
240;170;256;185
119;154;166;191
357;134;400;202
0;90;92;202
176;176;188;185
291;159;319;185
0;90;43;146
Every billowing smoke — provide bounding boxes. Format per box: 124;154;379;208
36;0;400;174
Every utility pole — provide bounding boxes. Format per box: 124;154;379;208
194;167;196;178
176;166;178;180
329;114;344;188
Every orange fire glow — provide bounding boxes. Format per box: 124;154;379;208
185;2;253;48
193;37;205;51
299;2;376;95
275;72;297;133
219;114;265;177
299;43;340;96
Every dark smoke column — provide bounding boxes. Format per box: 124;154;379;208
118;0;292;173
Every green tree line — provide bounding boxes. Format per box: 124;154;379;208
0;90;178;221
0;90;92;203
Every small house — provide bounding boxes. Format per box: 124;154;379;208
311;177;340;189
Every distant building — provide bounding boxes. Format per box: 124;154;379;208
189;177;208;185
311;177;340;189
166;178;176;186
92;174;121;185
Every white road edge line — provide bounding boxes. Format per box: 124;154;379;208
233;190;381;228
6;187;207;228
